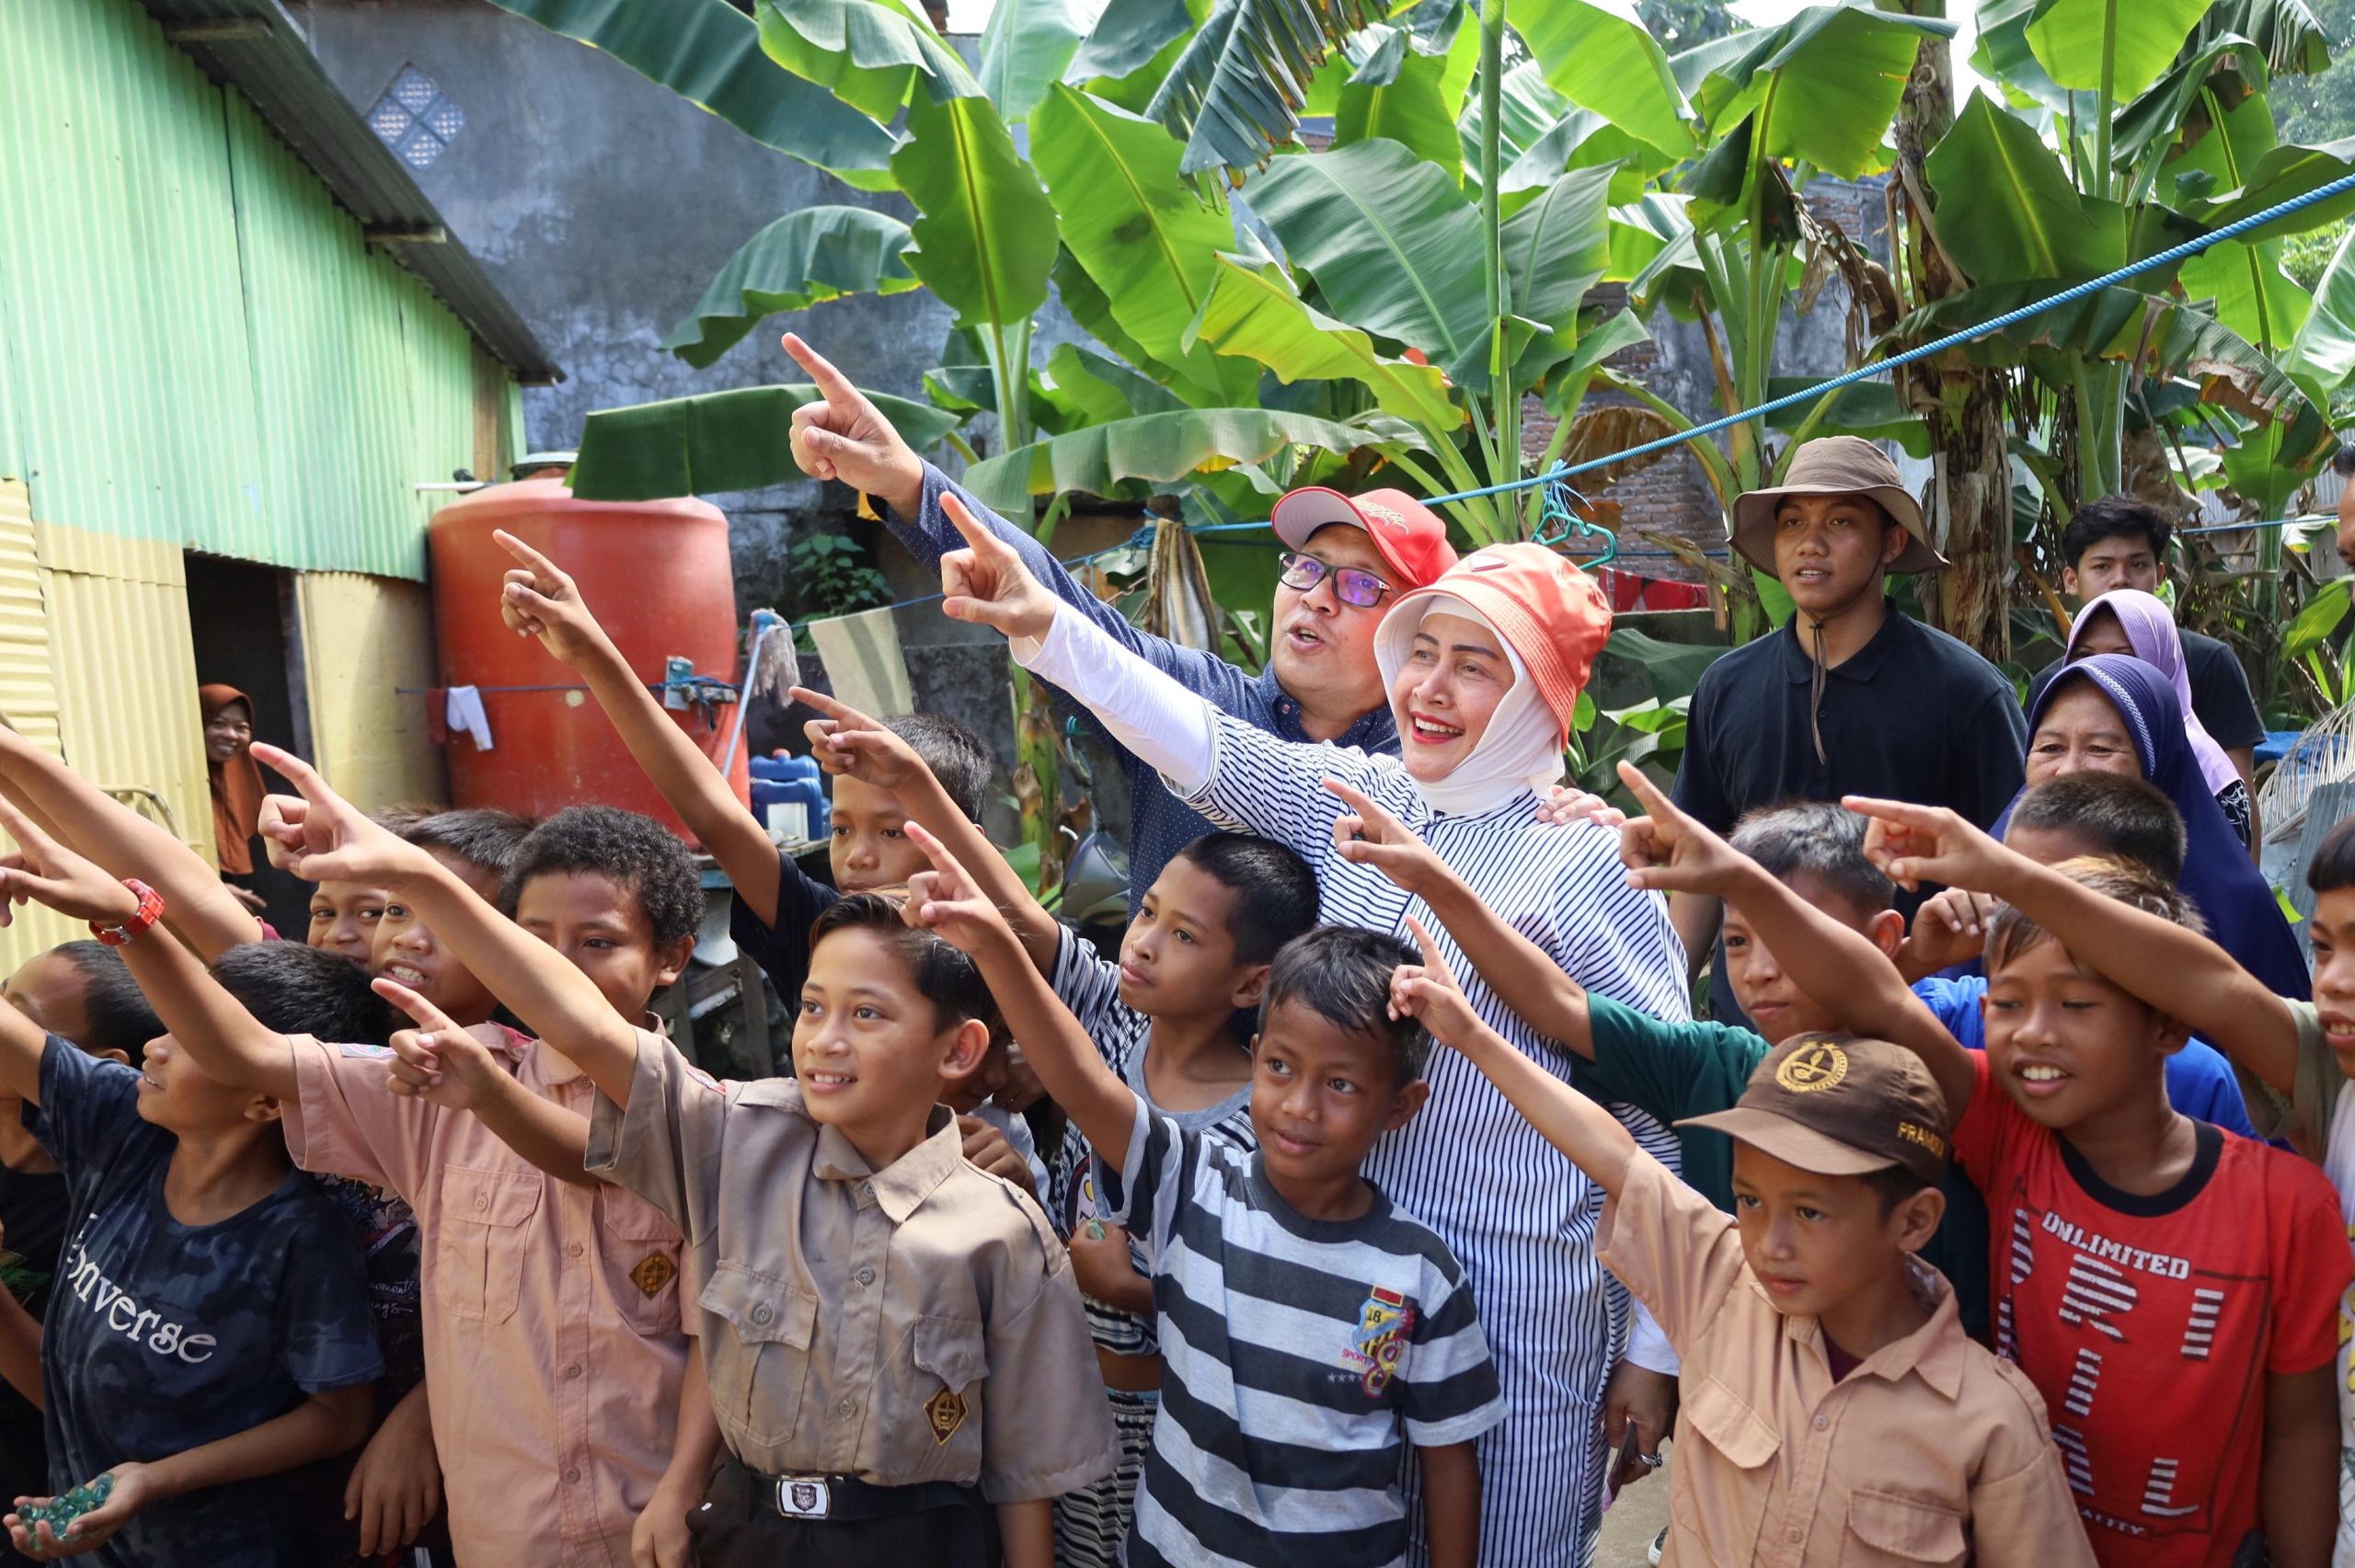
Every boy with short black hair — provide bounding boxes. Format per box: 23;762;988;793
1713;789;2348;1567
1387;910;2090;1566
0;805;384;1565
902;825;1503;1568
370;809;537;1034
785;689;1325;1563
500;805;701;1024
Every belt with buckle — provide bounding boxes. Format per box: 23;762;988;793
761;1471;982;1524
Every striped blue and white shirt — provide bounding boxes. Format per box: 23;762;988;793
1018;601;1693;1564
1051;927;1258;1358
1105;1098;1505;1568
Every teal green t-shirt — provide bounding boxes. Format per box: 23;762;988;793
1575;994;1993;1344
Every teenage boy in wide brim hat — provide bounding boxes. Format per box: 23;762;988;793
1669;436;2028;1022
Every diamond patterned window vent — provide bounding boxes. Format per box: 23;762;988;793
367;66;465;170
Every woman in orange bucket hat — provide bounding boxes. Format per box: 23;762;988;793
937;497;1691;1568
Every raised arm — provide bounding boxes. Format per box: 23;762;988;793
495;531;785;928
1845;795;2304;1094
1614;765;1977;1118
0;799;296;1100
782;336;1248;703
1391;918;1636;1192
794;687;1061;971
377;979;596;1187
937;494;1218;795
249;745;641;1109
0;725;263;960
1327;780;1596;1058
900;824;1138;1162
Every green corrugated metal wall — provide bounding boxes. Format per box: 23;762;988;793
0;0;509;580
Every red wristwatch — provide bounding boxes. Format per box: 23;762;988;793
91;880;165;947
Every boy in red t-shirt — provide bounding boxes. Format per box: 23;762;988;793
1611;764;2346;1568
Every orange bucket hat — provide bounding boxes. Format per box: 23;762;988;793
1381;543;1612;745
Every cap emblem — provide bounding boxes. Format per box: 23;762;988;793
1775;1041;1849;1094
1357;499;1408;532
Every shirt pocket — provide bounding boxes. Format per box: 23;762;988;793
1840;1489;1969;1567
436;1166;542;1325
597;1186;684;1339
1671;1376;1782;1562
699;1263;818;1449
900;1314;988;1482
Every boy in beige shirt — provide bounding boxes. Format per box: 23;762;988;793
1390;907;2090;1567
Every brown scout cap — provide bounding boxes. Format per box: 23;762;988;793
1679;1034;1950;1188
1729;435;1946;577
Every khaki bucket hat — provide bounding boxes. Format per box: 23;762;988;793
1729;436;1946;576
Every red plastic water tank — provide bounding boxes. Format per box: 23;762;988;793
428;467;749;842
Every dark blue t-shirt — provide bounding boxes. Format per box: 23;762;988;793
28;1040;382;1567
1912;977;2258;1138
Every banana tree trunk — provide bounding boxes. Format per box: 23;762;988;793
1892;4;2014;662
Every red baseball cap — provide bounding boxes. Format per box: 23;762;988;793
1384;543;1613;744
1269;486;1459;591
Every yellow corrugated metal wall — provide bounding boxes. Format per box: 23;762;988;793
0;500;210;977
296;572;448;813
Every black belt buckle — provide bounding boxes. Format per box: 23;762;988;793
775;1477;833;1519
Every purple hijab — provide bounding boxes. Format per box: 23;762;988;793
2064;589;2240;798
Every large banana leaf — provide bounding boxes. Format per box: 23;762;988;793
1969;0;2072;111
1456;57;1569;171
1047;342;1191;421
1513;0;1693;159
664;208;919;370
1246;139;1488;366
1028;86;1248;402
568;386;964;501
1502;108;1668;207
2183;0;2330;77
1189;258;1465;434
962;406;1418;511
2282;225;2355;392
1067;0;1201;83
755;0;976;118
1685;7;1952;178
1337;19;1478;178
2177;239;2309;349
481;0;899;189
2114;36;2270;173
980;0;1096;120
2173;134;2355;240
1501;165;1615;327
1887;282;2334;468
1144;0;1377;175
2024;0;2219;97
1924;96;2127;285
1050;248;1183;386
891;92;1061;333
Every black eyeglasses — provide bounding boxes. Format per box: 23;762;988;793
1279;551;1393;609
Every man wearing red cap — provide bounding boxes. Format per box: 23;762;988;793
778;335;1457;915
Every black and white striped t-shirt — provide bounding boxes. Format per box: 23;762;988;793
1050;927;1257;1358
1103;1098;1504;1568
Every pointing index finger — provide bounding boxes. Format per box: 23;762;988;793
939;493;1009;556
250;742;334;808
781;334;859;411
1403;913;1442;966
0;797;54;857
902;820;966;882
372;976;461;1039
787;686;873;729
1614;760;1672;818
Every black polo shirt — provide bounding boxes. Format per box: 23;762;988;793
1673;609;2028;866
2024;629;2264;755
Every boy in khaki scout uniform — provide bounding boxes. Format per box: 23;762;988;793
1389;917;2093;1568
234;758;1112;1565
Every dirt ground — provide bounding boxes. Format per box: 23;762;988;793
1594;1453;1671;1566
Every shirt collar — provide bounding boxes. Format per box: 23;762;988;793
1770;1259;1968;1402
1776;607;1910;687
1259;666;1396;747
811;1105;962;1223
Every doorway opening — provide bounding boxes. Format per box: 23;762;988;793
184;555;313;939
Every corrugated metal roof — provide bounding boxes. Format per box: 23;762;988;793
136;0;559;383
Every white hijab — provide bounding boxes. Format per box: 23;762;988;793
1373;594;1566;816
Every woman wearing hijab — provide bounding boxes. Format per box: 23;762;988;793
2059;589;2256;849
2005;653;2308;1000
199;684;270;915
937;495;1690;1568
